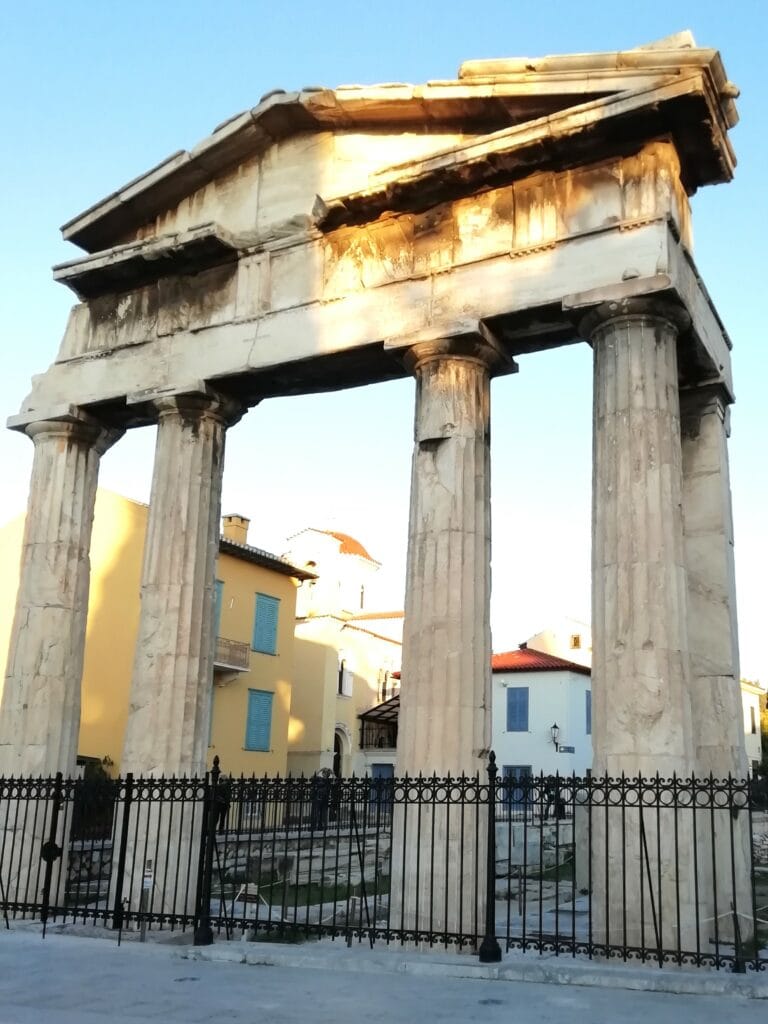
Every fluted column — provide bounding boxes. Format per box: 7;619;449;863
397;335;501;778
122;392;243;778
680;384;751;945
583;298;698;953
0;415;121;777
680;385;746;777
584;298;694;779
393;333;504;949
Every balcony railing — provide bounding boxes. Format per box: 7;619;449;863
213;636;250;672
360;722;397;750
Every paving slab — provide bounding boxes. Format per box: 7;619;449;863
0;927;766;1024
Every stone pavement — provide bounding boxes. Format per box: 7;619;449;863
0;926;766;1024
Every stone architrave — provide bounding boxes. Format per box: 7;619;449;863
121;392;244;779
392;332;507;947
0;415;121;778
582;298;699;953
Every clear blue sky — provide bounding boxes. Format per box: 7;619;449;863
1;1;766;681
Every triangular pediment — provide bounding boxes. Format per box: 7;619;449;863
60;33;737;257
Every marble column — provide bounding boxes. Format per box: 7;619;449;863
680;384;751;945
0;414;121;778
394;333;503;948
584;298;694;779
121;392;243;778
0;413;120;914
680;385;746;778
582;298;698;952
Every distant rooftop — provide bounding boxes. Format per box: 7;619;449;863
219;536;316;581
321;530;378;562
492;646;591;676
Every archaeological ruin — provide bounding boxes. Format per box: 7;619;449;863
1;33;752;952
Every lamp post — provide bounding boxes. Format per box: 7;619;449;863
550;722;560;752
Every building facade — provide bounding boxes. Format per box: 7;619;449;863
0;492;311;776
492;621;763;779
491;645;593;780
742;679;765;773
284;528;402;777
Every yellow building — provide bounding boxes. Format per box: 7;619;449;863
0;491;313;777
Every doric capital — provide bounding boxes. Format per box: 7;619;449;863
679;382;732;438
24;413;123;455
578;297;691;342
152;390;246;429
401;327;516;378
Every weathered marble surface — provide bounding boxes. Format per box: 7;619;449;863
0;416;120;777
121;393;242;778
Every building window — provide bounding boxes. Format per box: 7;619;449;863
214;580;224;637
750;705;757;735
245;689;273;751
570;634;581;650
502;765;532;811
506;687;529;732
338;657;353;697
586;690;592;736
252;593;280;655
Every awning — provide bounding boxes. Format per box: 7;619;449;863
358;693;400;724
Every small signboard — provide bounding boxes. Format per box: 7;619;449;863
558;745;575;754
142;860;154;891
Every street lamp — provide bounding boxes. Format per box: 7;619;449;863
550;722;560;752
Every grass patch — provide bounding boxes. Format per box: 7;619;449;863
274;876;390;908
526;859;574;883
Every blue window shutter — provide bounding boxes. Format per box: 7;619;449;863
214;580;224;637
586;690;592;736
506;687;529;731
245;690;273;751
252;593;280;654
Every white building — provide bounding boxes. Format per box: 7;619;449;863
491;645;592;784
492;619;763;780
282;528;402;779
741;679;764;773
525;617;591;669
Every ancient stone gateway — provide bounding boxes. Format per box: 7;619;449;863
1;34;749;948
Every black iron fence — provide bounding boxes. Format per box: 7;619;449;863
1;756;766;971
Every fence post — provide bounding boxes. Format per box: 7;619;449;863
39;772;64;933
194;755;220;946
111;773;133;932
478;752;501;963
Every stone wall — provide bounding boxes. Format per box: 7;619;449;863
217;828;391;892
753;812;768;865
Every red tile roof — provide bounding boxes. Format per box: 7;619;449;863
322;530;378;562
491;647;591;675
394;647;590;681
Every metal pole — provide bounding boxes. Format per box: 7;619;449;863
478;752;501;963
111;773;133;936
194;755;220;946
40;772;64;937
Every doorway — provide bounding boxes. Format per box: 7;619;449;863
333;733;343;778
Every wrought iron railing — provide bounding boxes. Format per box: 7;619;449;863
1;759;766;970
213;637;250;671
